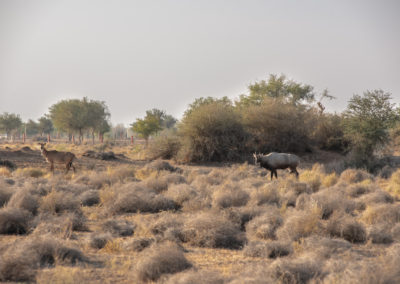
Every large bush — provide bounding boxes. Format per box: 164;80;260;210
312;113;347;152
343;90;398;170
146;132;181;160
241;98;313;153
178;99;247;162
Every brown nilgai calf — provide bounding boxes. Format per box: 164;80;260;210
39;143;76;173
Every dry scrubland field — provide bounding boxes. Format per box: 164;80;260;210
1;143;400;283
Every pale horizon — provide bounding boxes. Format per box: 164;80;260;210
1;0;399;126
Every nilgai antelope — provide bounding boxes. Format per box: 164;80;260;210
253;152;300;180
39;143;76;173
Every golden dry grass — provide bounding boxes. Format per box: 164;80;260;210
1;143;400;283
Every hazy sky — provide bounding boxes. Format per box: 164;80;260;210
1;0;399;125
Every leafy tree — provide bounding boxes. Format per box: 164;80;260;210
237;74;315;107
241;98;312;153
184;96;232;117
49;97;110;143
49;99;86;141
343;90;398;169
145;109;177;129
38;116;54;136
97;120;110;142
0;112;22;140
82;98;110;143
178;98;247;162
146;109;166;122
25;119;39;136
312;113;347;152
131;112;162;146
162;114;177;129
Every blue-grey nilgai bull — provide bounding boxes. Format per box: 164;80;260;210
253;152;300;180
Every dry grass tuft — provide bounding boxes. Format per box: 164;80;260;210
323;245;400;284
165;269;225;284
144;172;186;193
223;206;264;231
0;207;32;234
367;225;393;244
106;165;136;182
0;236;90;282
250;185;280;206
39;190;81;214
107;182;179;214
212;183;250;208
0;182;13;207
228;265;274;283
164;183;198;207
321;172;338;187
246;208;283;240
297;236;351;259
15;167;46;178
135;242;192;282
145;160;179;172
102;219;134;236
0;253;36;282
150;213;184;242
0;167;12;177
339;168;372;184
270;257;324;283
123;237;155;252
182;212;246;249
360;190;394;204
327;215;366;243
244;240;292;258
90;233;113;249
386;168;400;198
79;189;100;206
346;182;374;197
303;188;357;219
276;208;322;241
391;223;400;242
143;172;169;193
299;169;322;192
360;204;400;225
7;188;39;215
191;169;226;188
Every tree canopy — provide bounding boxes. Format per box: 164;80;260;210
38;116;54;136
25;119;39;136
131;109;177;144
237;74;315;107
0;112;22;139
49;97;110;142
343;90;398;168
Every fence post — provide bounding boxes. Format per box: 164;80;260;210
131;136;134;145
23;133;26;144
47;134;51;143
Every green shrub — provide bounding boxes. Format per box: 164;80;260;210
241;98;313;153
342;90;397;170
146;134;181;160
312;113;347;152
178;99;247;162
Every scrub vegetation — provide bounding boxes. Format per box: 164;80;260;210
0;142;400;283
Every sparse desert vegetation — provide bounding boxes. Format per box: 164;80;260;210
0;142;400;283
1;73;400;284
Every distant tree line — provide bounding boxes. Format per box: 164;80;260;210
49;97;110;143
1;73;399;172
143;74;400;172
